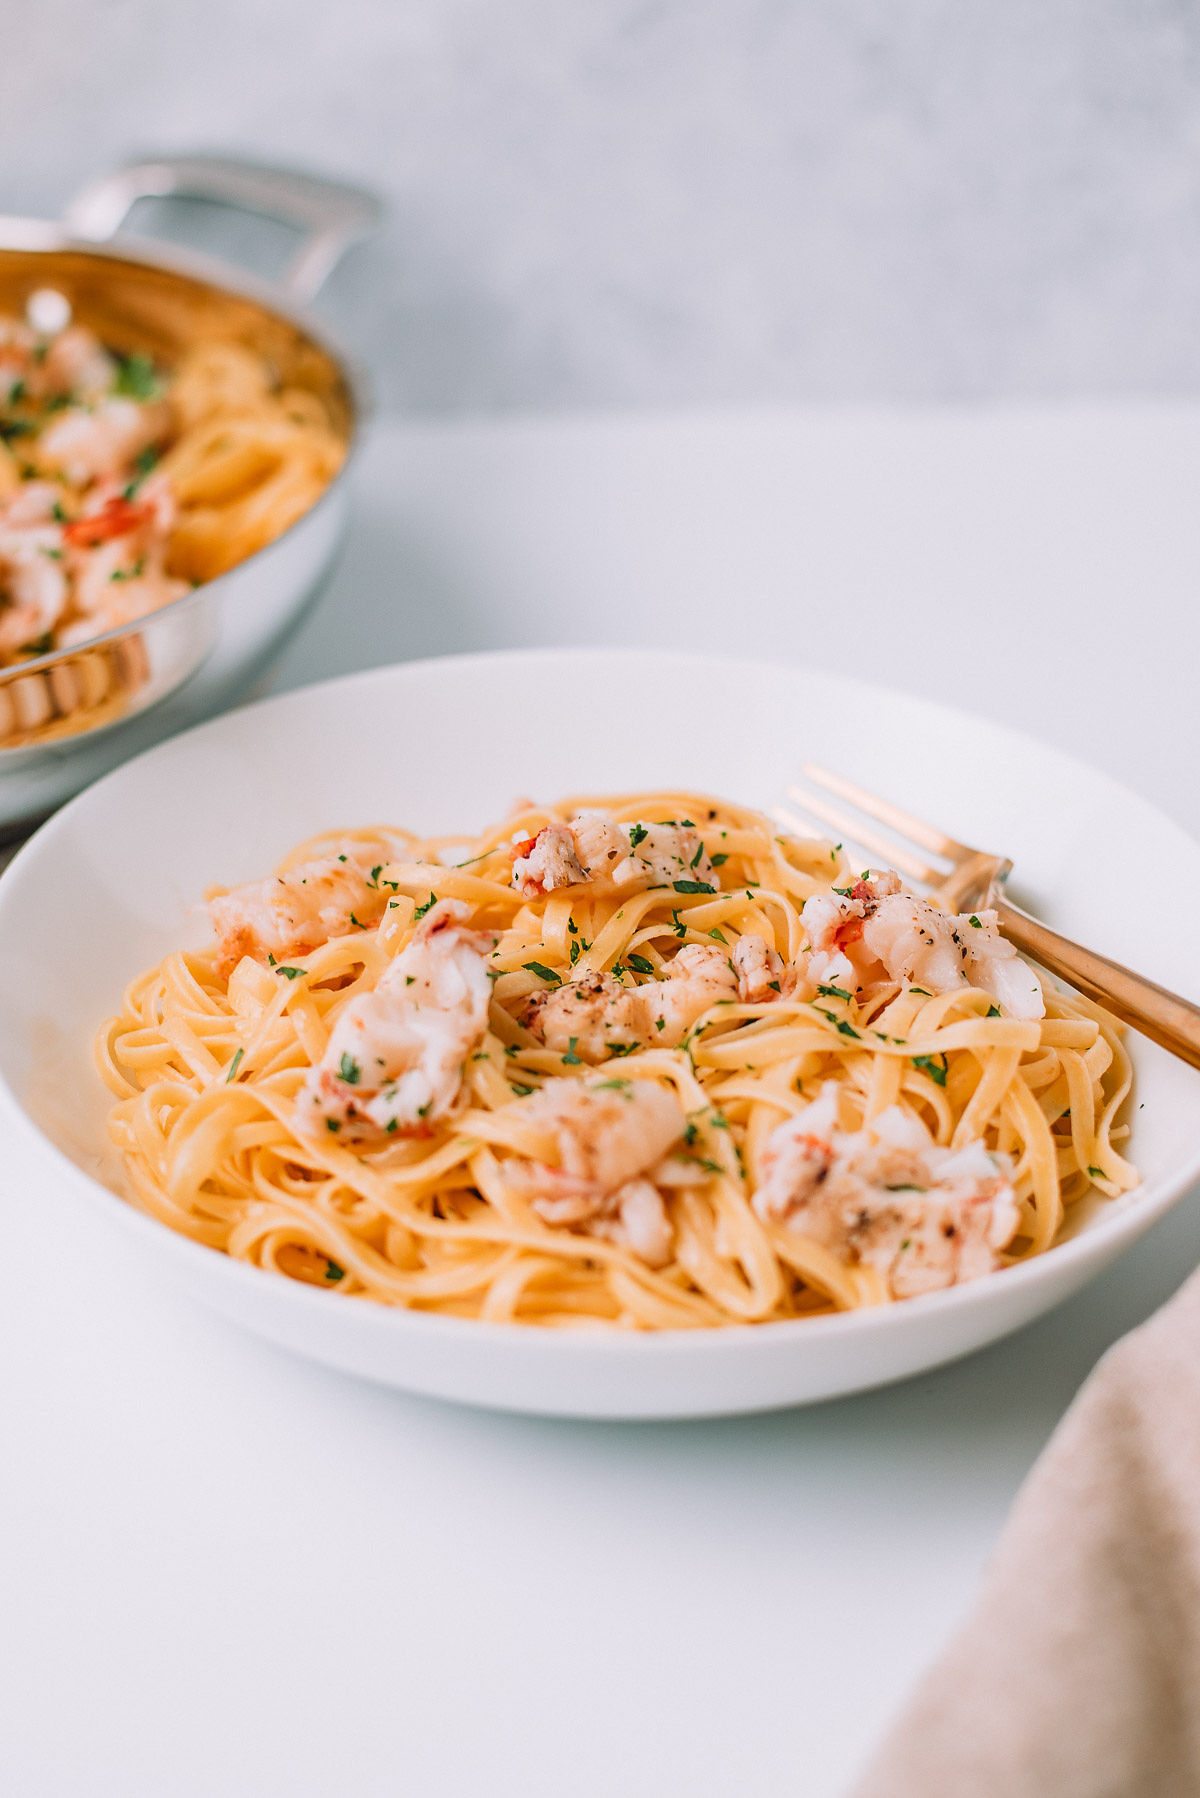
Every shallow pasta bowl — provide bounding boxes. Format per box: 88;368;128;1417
2;647;1199;1419
0;154;378;835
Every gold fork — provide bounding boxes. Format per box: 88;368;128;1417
778;763;1200;1072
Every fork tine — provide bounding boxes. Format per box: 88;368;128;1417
797;763;972;860
774;801;939;885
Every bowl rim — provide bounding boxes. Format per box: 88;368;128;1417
3;644;1200;1358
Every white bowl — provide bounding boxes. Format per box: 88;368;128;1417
2;648;1198;1418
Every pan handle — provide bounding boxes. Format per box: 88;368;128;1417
62;154;382;303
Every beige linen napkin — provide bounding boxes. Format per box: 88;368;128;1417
850;1264;1200;1798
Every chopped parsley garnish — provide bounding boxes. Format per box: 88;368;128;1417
654;1018;666;1031
414;894;438;919
627;953;655;975
968;914;982;928
510;1082;535;1097
523;961;560;985
337;854;347;862
324;1261;345;1282
710;853;728;866
367;864;383;887
817;983;852;1001
19;631;54;657
276;965;305;980
818;1009;860;1039
109;557;145;582
349;912;366;929
569;937;582;965
628;823;648;849
51;500;67;523
113;352;159;400
225;1047;244;1082
987;1004;1001;1018
1088;1165;1106;1181
683;1122;698;1147
708;926;727;944
605;1040;638;1056
689;842;705;869
592;1078;633;1093
673;879;716;895
123;444;159;497
912;1053;948;1087
910;987;931;997
563;1037;582;1065
338;1053;361;1085
326;1118;341;1133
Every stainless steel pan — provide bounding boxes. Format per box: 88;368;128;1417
0;154;379;834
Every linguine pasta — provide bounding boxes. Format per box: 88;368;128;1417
96;791;1138;1331
0;317;344;675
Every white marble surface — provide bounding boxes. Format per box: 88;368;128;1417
7;2;1200;412
3;404;1200;1797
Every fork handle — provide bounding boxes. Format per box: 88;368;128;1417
995;897;1200;1071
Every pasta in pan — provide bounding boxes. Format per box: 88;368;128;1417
0;312;343;670
97;792;1138;1330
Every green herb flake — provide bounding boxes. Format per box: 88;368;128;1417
225;1047;244;1082
324;1260;345;1282
113;352;159;400
325;1118;341;1133
817;983;852;1001
563;1036;582;1066
510;1082;535;1097
414;893;438;920
673;879;716;895
912;1054;948;1087
710;853;728;866
1088;1164;1106;1181
968;914;982;928
987;1004;1001;1018
819;1009;860;1039
523;961;561;986
708;926;727;944
627;953;655;975
276;965;306;980
627;822;648;849
338;1053;362;1085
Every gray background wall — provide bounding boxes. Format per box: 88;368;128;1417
6;0;1200;414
